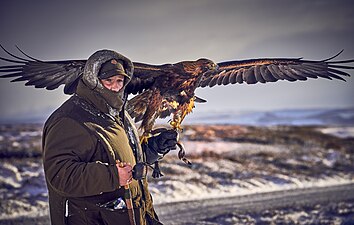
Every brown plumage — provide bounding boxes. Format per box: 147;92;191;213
127;59;217;136
1;45;354;137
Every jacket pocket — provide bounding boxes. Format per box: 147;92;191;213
66;199;91;225
99;207;141;225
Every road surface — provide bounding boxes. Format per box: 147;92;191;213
1;183;353;224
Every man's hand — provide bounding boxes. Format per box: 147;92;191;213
149;129;178;154
143;129;178;165
116;161;133;186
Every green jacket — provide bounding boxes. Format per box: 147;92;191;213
42;86;161;225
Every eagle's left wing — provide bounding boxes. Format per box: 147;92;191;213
199;52;353;88
0;46;86;94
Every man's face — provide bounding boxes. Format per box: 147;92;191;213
100;75;125;92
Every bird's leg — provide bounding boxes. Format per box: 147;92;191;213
140;132;151;144
170;97;195;131
139;111;160;144
170;118;193;167
176;141;192;166
170;114;183;131
169;98;196;167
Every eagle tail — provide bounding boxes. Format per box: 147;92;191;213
194;95;207;103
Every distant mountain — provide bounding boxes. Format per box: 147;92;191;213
182;108;354;126
0;116;47;124
0;109;53;124
2;108;354;126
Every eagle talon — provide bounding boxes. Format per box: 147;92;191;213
176;141;192;167
170;120;183;132
140;134;151;144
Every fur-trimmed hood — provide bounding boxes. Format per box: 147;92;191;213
82;49;134;90
77;50;134;114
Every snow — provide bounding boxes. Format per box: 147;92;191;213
147;136;354;204
318;127;354;138
0;162;22;189
150;166;354;204
181;141;288;155
1;122;353;221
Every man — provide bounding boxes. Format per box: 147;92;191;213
42;49;177;225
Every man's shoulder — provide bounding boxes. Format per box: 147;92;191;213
47;95;115;129
47;96;74;116
44;96;81;128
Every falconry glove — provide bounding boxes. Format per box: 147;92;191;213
143;129;178;165
142;128;178;178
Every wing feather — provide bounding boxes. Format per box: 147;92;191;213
229;70;238;84
278;65;303;81
267;65;284;80
244;67;257;84
0;47;86;94
327;72;346;81
199;53;353;87
287;64;318;79
46;69;78;90
209;74;219;87
236;69;244;84
222;71;231;85
217;70;227;85
260;65;277;82
254;65;265;83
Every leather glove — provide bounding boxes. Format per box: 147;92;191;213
132;162;147;180
149;129;178;154
143;129;178;165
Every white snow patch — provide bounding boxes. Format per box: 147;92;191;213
182;141;287;155
318;126;354;138
151;175;354;204
0;163;22;188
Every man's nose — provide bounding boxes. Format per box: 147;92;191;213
111;82;121;92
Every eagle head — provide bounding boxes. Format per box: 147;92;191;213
196;58;219;73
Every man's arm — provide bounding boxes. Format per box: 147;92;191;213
43;117;120;197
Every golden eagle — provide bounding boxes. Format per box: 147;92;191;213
1;45;353;138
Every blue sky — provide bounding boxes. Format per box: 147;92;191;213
1;0;354;122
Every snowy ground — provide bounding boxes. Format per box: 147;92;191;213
150;144;353;205
0;124;354;224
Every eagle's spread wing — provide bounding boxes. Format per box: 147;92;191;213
0;46;86;94
0;46;170;96
2;46;353;131
199;52;353;88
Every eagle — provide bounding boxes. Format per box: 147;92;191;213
1;45;353;138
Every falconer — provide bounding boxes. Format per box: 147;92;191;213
42;50;177;225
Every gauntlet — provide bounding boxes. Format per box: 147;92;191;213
143;128;178;165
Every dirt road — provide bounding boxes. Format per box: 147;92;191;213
156;183;354;224
1;183;353;225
